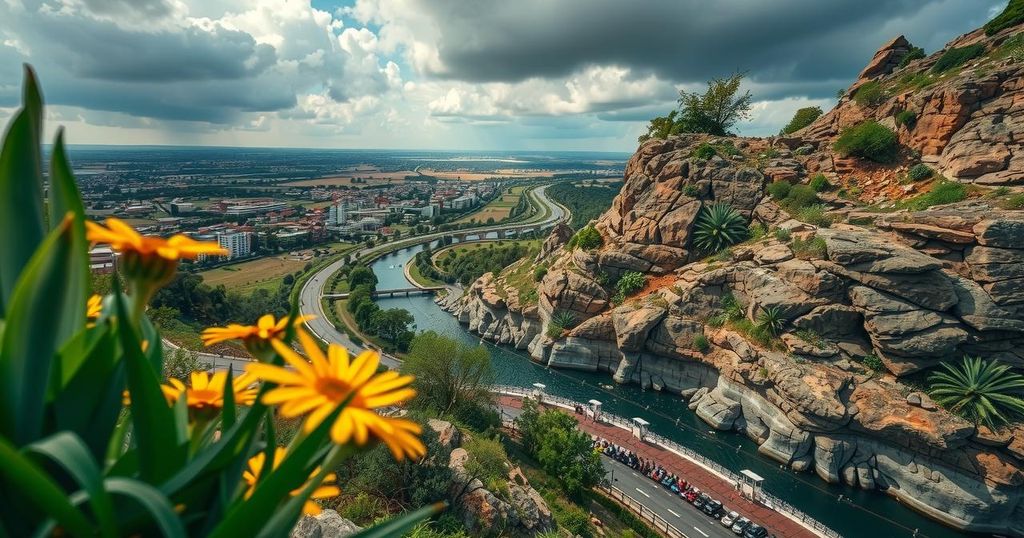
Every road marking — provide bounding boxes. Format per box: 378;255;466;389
693;527;708;537
668;508;681;518
634;488;651;498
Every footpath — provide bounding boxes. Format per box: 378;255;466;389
497;395;820;538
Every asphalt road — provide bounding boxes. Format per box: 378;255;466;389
297;184;568;365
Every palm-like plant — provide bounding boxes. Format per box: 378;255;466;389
692;203;748;254
929;357;1024;430
755;306;786;337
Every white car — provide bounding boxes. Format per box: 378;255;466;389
732;517;751;535
721;510;740;527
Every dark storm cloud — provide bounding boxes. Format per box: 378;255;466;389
79;0;175;19
409;0;1003;98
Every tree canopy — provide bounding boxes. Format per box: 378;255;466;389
402;331;495;419
639;72;753;142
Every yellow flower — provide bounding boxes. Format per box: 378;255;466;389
243;447;340;516
201;314;313;357
245;329;423;458
376;417;427;461
87;294;102;320
162;371;259;413
86;217;227;261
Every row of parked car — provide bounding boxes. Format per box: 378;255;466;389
593;437;770;538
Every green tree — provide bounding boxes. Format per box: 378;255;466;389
343;424;453;510
462;436;508;493
638;110;680;143
402;331;495;417
515;400;604;497
675;72;753;136
348;265;378;291
928;356;1024;429
162;347;209;381
779;106;823;135
371;308;415;351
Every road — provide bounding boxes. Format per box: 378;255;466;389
297;183;568;367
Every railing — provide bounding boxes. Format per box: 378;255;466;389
491;385;843;538
598;484;689;538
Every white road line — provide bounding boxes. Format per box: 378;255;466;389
668;508;681;518
693;526;709;537
634;488;651;498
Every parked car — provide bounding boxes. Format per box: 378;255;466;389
693;493;709;509
731;517;751;535
684;488;701;502
743;523;768;538
702;499;724;517
721;511;740;527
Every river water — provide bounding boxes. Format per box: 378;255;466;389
369;243;968;538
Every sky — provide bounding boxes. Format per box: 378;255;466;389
0;0;1008;152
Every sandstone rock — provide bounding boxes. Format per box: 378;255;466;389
950;276;1024;332
291;510;362;538
695;388;742;429
820;228;941;274
973;219;1024;248
781;332;839;358
858;35;911;80
741;267;825;319
793;305;865;341
754;243;794;264
536;222;574;262
612;304;666;351
428;419;462;449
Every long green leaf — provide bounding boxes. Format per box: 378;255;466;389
27;432;118;538
105;477;186;538
348;502;448;538
0;437;93;537
0;65;45;312
0;217;75;443
46;129;89;348
115;290;187;483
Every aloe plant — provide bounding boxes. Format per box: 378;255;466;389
929;357;1024;430
692;203;748;254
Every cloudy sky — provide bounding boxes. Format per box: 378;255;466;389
0;0;1007;151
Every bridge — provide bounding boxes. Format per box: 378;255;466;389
322;286;444;299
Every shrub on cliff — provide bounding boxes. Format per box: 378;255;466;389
907;180;967;210
895;110;917;129
984;0;1024;36
782;184;820;210
779;106;823;135
833;120;899;163
568;225;602;250
692;203;749;254
898;46;926;68
639;72;753;140
852;80;886;107
767;180;792;200
809;173;831;192
908;163;932;181
931;43;986;73
616;271;646;298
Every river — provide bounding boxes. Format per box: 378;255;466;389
369;243;968;538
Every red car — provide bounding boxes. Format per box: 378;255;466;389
684;487;701;502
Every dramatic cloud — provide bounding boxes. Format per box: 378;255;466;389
0;0;1008;149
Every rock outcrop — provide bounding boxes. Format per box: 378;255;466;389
291;511;362;538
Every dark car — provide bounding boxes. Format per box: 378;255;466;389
743;523;768;538
693;493;709;509
702;499;724;517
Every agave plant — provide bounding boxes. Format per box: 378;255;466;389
692;203;749;254
929;357;1024;430
755;306;786;337
0;67;441;537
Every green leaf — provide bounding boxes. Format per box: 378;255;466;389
0;436;93;537
105;477;186;538
45;129;89;346
348;502;447;538
115;290;187;483
0;65;46;313
26;432;118;538
0;217;76;443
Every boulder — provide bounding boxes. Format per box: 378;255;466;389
973;219;1024;248
611;304;667;351
820;229;941;274
291;510;362;538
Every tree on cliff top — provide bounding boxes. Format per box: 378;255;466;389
639;72;753;142
779;106;823;135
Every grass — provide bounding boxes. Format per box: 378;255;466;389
905;180;967;210
454;188;525;224
792;236;828;260
408;259;446;288
200;256;307;293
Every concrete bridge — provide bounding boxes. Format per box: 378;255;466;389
323;286;444;299
443;226;538;243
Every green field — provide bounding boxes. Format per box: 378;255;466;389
455;188;524;224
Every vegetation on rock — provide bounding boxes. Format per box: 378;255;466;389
692;203;749;254
833;120;899;162
895;109;917;129
779;106;823;135
898;46;926;67
402;331;496;425
985;0;1024;36
928;356;1024;429
853;80;886;107
568;225;602;250
639;72;752;141
931;43;986;73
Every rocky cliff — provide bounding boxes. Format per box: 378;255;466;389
442;16;1024;537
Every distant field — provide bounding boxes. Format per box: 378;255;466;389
420;168;557;181
283;171;413;188
455;191;523;224
199;256;308;293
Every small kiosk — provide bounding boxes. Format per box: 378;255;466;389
587;399;603;422
739;469;765;502
531;383;546;402
630;417;650;441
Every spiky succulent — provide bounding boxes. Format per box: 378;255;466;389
755;306;786;337
692;203;748;254
929;357;1024;430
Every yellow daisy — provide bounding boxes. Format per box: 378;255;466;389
245;329;421;456
201;313;313;352
162;371;259;413
87;294;102;320
374;417;427;461
243;447;340;516
86;217;227;261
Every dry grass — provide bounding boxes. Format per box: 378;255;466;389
199;256;307;292
455;192;523;224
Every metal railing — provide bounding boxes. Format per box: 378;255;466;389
491;385;842;538
599;484;689;538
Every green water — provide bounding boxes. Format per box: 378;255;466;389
371;244;969;538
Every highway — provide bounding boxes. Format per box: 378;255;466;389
296;183;568;366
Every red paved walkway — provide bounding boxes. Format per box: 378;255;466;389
498;395;820;538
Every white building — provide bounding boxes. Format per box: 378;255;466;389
328;200;349;226
217;231;253;259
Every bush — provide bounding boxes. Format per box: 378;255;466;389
985;0;1024;36
895;110;917;129
533;266;547;282
907;181;967;210
569;225;602;250
692;203;749;254
809;173;830;192
692;143;717;160
792;235;828;259
898;46;926;68
693;334;710;353
683;184;700;197
931;44;986;73
616;271;647;297
1005;193;1024;209
908;163;933;181
748;222;767;240
774;228;792;242
796;204;833;228
782;184;820;210
852;80;886;107
779;106;823;135
862;354;885;372
833;120;899;163
767;180;792;200
755;306;786;337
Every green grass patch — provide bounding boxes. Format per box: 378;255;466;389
932;44;986;73
853;80;886;106
906;180;967;210
985;0;1024;36
834;120;898;163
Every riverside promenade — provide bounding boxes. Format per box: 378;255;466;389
495;392;833;538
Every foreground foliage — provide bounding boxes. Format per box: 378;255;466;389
833;120;899;163
0;67;440;537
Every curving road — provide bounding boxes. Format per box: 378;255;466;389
298;184;569;366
